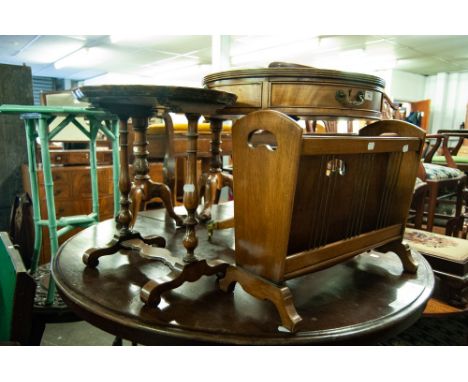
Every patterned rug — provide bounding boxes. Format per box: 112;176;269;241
381;314;467;345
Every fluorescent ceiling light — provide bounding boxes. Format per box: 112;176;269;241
110;34;165;44
146;64;213;86
84;72;157;85
231;38;319;66
141;57;200;75
232;35;318;55
54;47;109;69
312;50;397;73
25;42;83;64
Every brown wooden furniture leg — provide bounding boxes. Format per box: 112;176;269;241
438;273;468;308
425;183;438;232
378;240;418;273
139;113;230;306
83;117;166;267
205;172;234;240
83;231;166;267
182;113;201;263
130;116;183;227
207;216;235;240
218;266;303;332
140;259;229;306
199;118;233;222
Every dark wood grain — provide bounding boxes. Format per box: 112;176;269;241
203;67;385;119
74;85;237;311
53;203;434;345
227;111;425;330
73;85;237;115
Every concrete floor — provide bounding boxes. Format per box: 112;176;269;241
41;321;135;346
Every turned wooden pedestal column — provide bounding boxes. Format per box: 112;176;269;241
130;114;183;227
83;115;166;267
199;118;233;222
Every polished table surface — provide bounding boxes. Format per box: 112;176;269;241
53;203;434;345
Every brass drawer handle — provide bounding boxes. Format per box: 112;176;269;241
335;90;365;107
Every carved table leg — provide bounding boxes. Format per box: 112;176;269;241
130;116;183;227
199;118;228;222
139;113;229;306
378;240;418;273
83;116;166;267
140;259;229;306
218;266;303;333
182;113;201;263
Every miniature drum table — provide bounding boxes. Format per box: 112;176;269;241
203;66;388;120
53;204;434;345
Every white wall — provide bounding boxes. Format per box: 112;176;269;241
386;70;426;102
377;69;467;133
424;71;468;132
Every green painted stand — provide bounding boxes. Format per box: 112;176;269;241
0;105;120;304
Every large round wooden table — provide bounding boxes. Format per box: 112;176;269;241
53;203;434;345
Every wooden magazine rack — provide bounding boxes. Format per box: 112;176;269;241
219;110;426;332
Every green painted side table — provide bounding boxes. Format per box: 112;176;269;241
0;105;120;304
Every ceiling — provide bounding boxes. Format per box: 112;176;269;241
1;35;468;86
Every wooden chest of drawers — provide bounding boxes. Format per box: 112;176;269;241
48;149;113;166
21;162;163;264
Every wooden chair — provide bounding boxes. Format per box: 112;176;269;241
218;111;425;332
421;133;466;233
408;177;429;230
0;232;36;345
425;130;468;172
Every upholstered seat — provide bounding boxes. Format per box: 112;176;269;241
419;164;466;232
420;136;467;232
422;162;465;181
404;227;468;307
